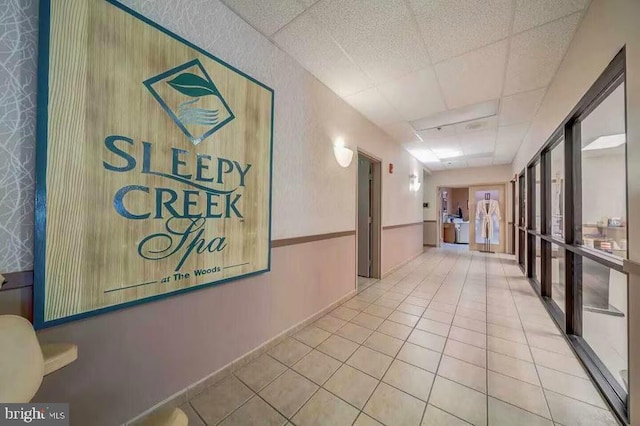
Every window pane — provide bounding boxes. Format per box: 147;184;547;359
535;237;541;282
580;83;627;260
535;164;541;231
551;244;565;312
551;141;565;239
582;256;628;391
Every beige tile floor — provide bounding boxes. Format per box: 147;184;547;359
358;276;379;293
181;246;620;426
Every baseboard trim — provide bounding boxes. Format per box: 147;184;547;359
423;244;436;247
126;288;357;425
382;248;425;278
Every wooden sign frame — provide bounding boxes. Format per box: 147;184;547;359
34;0;274;328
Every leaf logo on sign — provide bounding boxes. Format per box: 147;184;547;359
168;73;220;97
168;73;220;127
143;59;235;145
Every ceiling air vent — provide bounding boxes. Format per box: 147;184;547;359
465;120;486;131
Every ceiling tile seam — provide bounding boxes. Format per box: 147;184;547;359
364;0;438;130
270;1;321;40
491;0;519;162
501;84;550;101
218;2;427;168
399;0;449;114
298;8;390;99
425;8;588;71
510;6;591;169
498;0;518;102
218;1;276;40
269;11;428;166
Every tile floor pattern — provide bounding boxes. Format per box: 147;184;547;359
358;276;378;293
181;246;620;425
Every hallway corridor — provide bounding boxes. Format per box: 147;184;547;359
177;247;618;426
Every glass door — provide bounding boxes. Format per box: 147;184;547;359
469;185;505;253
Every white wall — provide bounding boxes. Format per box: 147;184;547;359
423;165;513;221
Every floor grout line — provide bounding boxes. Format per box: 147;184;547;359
486;253;490;426
186;248;617;426
419;248;473;425
497;255;555;423
351;250;453;425
281;249;451;426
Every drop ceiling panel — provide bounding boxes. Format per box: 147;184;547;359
311;0;430;84
493;156;513;165
467;158;495;167
272;12;372;96
377;67;446;121
496;122;530;147
504;13;581;95
435;40;508;109
454;116;499;135
382;122;421;144
344;87;400;126
494;142;520;157
459;129;497;156
224;0;588;170
499;88;546;125
513;0;588;33
413;0;514;63
221;0;305;36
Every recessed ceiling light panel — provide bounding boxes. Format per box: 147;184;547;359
408;148;441;163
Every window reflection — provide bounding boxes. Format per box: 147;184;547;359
582;257;628;391
580;83;627;260
551;141;565;239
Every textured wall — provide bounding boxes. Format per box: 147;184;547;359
0;0;423;273
0;0;38;272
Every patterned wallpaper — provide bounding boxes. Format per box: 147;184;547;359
0;0;38;273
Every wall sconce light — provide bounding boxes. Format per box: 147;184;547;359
333;138;354;168
409;174;421;192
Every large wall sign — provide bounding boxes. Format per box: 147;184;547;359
34;0;274;328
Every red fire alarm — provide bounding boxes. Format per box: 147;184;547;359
388;163;394;174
